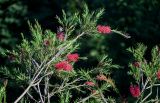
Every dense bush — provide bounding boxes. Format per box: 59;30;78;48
1;4;160;103
0;0;160;102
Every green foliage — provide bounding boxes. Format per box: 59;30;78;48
128;44;147;61
79;4;104;34
0;86;6;102
1;0;160;102
128;44;160;102
0;0;27;52
59;91;71;103
0;82;7;103
0;5;120;103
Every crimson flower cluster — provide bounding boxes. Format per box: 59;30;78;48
97;25;111;34
67;53;79;62
129;84;140;98
54;53;79;71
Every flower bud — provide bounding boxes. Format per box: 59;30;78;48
84;81;95;86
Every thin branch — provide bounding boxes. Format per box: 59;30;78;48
49;81;85;97
99;90;108;103
26;92;38;103
37;84;44;103
146;83;160;89
32;58;40;68
140;86;152;103
111;30;131;39
77;93;97;103
136;78;149;103
156;87;158;100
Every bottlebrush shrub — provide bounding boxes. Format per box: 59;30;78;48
128;44;160;102
0;5;130;103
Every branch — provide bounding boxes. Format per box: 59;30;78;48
37;84;44;103
99;90;108;103
26;92;38;103
140;85;152;103
77;93;97;103
111;30;131;39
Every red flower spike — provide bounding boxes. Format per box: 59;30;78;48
56;32;64;41
67;53;79;62
96;74;107;81
54;61;73;71
129;85;140;98
85;81;95;86
54;61;66;70
97;25;111;34
156;70;160;80
133;62;140;68
63;63;73;71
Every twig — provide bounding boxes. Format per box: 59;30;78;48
156;87;158;101
140;78;149;94
49;77;85;97
32;78;43;86
111;30;131;39
32;59;46;79
99;90;108;103
67;78;82;85
37;84;44;103
77;93;97;103
49;84;85;97
44;76;49;103
136;78;149;103
26;92;38;103
32;58;40;68
140;86;152;103
146;83;160;89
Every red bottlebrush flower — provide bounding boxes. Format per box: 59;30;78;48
130;85;140;98
85;81;95;86
97;25;111;34
63;63;73;71
67;53;79;62
54;61;73;71
96;74;107;81
54;61;66;70
156;70;160;80
56;32;64;41
133;62;140;68
43;39;50;46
